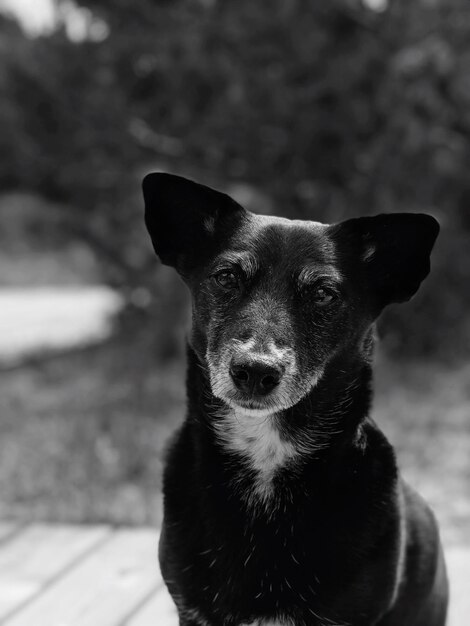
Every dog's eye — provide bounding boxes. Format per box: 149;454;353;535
312;286;336;306
214;269;240;290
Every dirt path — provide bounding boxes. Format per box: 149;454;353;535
0;287;122;363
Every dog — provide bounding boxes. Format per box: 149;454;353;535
143;173;448;626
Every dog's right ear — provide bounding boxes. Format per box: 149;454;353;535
143;173;246;274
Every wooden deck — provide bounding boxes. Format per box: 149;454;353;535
0;523;467;625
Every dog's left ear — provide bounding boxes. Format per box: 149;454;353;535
331;213;439;308
143;173;246;275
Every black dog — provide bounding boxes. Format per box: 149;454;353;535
143;173;448;626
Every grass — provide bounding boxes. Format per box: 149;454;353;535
0;331;186;527
0;332;468;546
374;353;470;547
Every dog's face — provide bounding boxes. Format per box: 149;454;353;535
188;215;359;417
143;173;439;417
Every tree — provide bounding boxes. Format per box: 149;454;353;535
1;0;469;357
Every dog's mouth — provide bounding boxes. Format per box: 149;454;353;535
224;394;280;416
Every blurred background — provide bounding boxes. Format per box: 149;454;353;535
0;0;468;546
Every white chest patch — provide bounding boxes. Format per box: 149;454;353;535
214;408;298;504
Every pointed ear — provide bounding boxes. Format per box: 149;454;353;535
331;213;439;308
143;173;247;274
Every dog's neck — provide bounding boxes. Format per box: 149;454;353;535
186;344;374;509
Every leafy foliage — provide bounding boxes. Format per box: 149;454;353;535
1;0;469;357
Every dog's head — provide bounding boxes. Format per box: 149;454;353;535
143;173;439;417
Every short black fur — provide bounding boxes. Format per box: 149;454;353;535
143;173;448;626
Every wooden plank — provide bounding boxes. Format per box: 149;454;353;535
4;528;160;626
126;584;177;626
447;546;470;626
0;524;465;626
0;524;109;622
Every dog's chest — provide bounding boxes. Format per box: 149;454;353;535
214;409;298;503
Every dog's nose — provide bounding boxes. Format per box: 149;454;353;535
229;357;284;396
